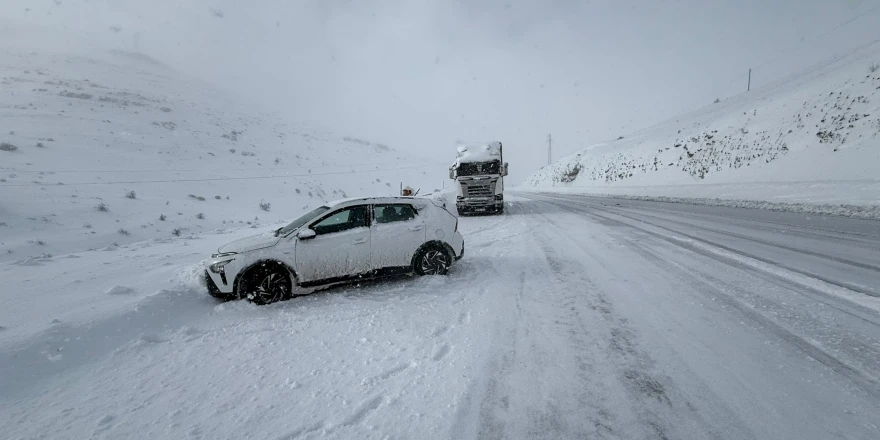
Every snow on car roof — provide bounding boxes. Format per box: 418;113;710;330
454;141;502;165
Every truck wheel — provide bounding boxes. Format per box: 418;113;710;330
414;245;451;276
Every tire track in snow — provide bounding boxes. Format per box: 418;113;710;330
560;196;880;298
533;194;880;322
530;206;733;440
610;205;880;273
536;193;880;242
528;194;880;412
617;237;880;400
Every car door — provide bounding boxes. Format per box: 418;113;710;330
370;203;426;269
295;205;371;284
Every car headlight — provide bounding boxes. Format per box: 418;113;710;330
209;258;235;273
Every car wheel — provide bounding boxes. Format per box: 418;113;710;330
414;245;452;276
238;264;292;305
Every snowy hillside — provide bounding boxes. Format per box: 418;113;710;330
524;41;880;211
0;37;442;262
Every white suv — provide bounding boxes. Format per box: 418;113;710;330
204;196;465;304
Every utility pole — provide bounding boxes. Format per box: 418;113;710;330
747;68;751;92
547;134;552;165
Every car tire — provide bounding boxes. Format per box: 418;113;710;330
237;263;292;305
413;245;452;276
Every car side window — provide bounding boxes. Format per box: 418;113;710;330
311;206;368;235
374;204;417;224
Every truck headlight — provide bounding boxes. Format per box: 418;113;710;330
494;194;504;200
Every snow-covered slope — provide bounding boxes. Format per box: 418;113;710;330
0;34;442;262
523;40;880;209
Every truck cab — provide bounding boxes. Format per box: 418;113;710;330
449;142;509;215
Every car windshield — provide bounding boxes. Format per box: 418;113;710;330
275;206;330;236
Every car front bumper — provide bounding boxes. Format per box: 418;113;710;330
457;198;503;212
204;256;240;298
450;231;465;260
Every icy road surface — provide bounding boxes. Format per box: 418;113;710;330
2;194;880;439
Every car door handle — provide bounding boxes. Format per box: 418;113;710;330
351;238;368;245
409;225;425;231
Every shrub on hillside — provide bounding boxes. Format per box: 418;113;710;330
0;142;17;152
870;62;879;73
196;212;205;219
125;190;136;199
259;200;271;212
159;214;167;221
96;202;109;212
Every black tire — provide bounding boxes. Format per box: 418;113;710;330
237;263;292;305
413;245;452;276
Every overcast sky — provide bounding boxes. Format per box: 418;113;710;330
4;0;880;182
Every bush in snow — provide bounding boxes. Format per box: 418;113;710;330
0;142;17;152
559;163;583;183
171;228;182;236
214;195;222;200
159;214;167;221
870;62;880;73
259;200;271;211
36;142;45;148
118;228;130;236
188;194;206;201
59;90;93;99
96;202;109;212
196;212;205;219
83;223;92;229
125;190;136;199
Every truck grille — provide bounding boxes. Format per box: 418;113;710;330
462;182;493;197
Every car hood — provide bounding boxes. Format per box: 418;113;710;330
217;232;281;254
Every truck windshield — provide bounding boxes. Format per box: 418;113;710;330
457;161;501;176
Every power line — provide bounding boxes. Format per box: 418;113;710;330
753;2;880;74
0;164;431;187
676;2;880;111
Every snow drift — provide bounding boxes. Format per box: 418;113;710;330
523;40;880;211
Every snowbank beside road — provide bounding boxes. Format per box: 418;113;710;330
523;40;880;212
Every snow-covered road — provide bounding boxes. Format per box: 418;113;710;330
3;194;880;439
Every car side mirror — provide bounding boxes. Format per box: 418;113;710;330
502;162;509;176
297;228;316;240
449;167;455;179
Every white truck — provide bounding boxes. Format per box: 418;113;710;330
448;141;509;215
